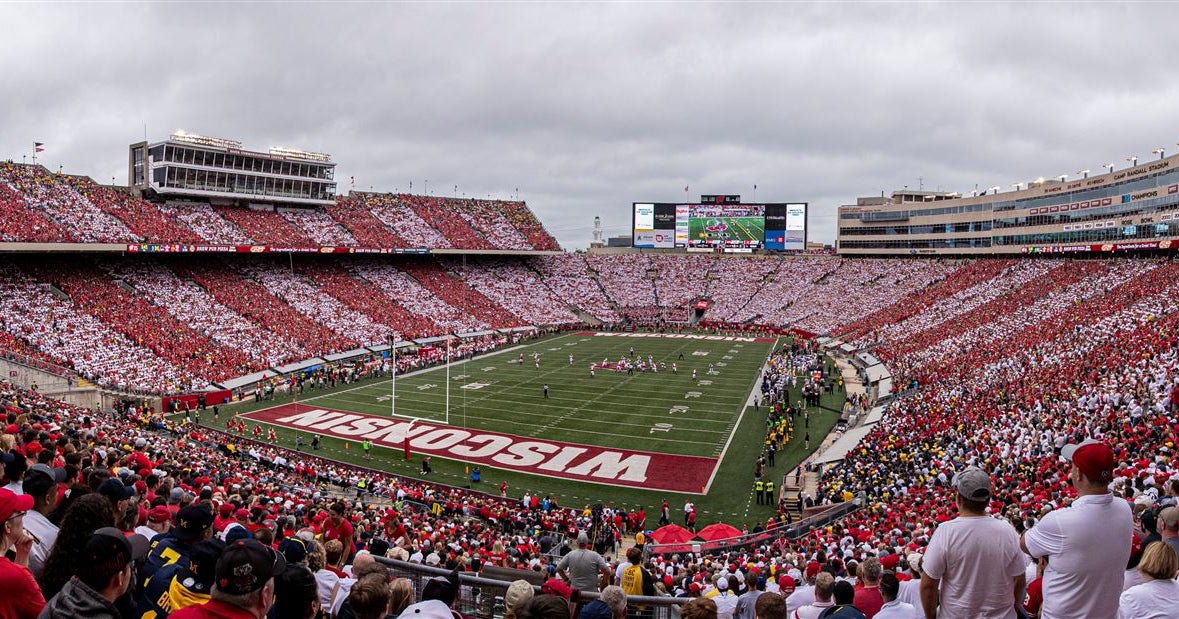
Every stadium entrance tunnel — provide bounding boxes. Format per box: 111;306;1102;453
691;298;712;325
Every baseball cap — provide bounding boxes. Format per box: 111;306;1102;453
0;488;33;522
98;478;136;502
1062;439;1116;482
1158;507;1179;529
716;576;729;590
504;579;534;609
279;536;308;564
540;577;573;600
179;539;227;593
84;527;150;566
174;505;215;542
134;438;147;448
148;505;173;523
399;600;455;619
423;569;461;605
215;539;287;595
169;487;185;503
576;531;589;544
777;575;795;590
951;466;992;501
23;465;65;497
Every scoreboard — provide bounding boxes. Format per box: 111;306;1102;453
632;200;807;251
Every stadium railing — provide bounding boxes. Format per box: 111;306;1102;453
375;557;686;619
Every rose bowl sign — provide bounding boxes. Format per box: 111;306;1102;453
242;404;717;494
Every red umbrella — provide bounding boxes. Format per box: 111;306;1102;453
649;524;697;545
695;522;743;542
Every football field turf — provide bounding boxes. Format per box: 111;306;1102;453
208;332;844;522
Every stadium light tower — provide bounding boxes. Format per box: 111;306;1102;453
1077;169;1090;178
1012;182;1024;191
1153;147;1165;160
1126;156;1138;167
1103;163;1115;173
1057;174;1068;183
988;186;1001;194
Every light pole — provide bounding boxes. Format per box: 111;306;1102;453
1126;156;1138;168
1152;148;1165;160
1057;174;1068;183
1077;169;1090;179
1103;163;1115;174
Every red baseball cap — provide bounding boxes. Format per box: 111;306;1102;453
148;506;172;523
1062;439;1115;482
0;488;33;522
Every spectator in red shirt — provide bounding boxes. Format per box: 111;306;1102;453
853;557;884;618
0;487;45;618
321;502;354;568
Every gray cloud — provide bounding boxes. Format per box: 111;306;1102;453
3;2;1177;249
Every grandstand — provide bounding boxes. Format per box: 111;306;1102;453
2;137;1177;619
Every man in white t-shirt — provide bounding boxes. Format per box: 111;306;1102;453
1021;439;1132;619
920;466;1026;619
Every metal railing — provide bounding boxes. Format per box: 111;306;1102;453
375;558;685;619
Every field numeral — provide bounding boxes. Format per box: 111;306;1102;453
650;423;673;434
669;405;690;415
417;384;438;391
685;391;702;399
697;380;713;386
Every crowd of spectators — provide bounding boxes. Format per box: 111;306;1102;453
0;164;563;251
325;194;413;248
0;255;1177;619
104;261;305;368
585;255;657;311
400;195;490;250
443;258;580;326
211;205;316;246
295;262;438;341
0;263;193;393
155;201;255;245
0;164;136;243
234;262;394;347
26;261;255;386
400;260;524;330
500;201;561;251
0;181;70;242
281;208;359;247
451;200;532;250
63;177;204;244
530;255;618;323
350;261;491;334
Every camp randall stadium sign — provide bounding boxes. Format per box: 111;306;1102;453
242;405;718;494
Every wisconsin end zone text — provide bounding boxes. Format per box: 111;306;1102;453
243;405;718;493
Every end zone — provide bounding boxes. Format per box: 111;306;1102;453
240;404;718;494
575;331;778;343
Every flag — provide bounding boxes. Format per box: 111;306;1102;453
684;184;689;192
754;184;758;190
34;142;45;153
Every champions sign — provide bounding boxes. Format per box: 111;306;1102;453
242;404;718;493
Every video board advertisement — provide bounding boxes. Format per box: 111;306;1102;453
764;203;808;251
632;203;677;248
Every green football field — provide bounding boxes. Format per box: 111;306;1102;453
688;216;766;245
198;331;844;524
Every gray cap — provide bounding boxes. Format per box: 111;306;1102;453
577;531;590;544
28;463;67;483
951;466;992;502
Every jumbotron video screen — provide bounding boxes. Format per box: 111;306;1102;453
632;199;807;251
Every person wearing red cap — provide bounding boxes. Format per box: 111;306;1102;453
1021;439;1132;619
136;505;175;541
0;487;46;618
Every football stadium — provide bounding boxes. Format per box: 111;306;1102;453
3;6;1179;619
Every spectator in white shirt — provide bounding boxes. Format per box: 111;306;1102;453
875;573;915;619
1117;541;1179;619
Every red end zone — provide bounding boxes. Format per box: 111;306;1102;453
240;404;718;494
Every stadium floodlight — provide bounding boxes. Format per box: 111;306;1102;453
1103;163;1115;173
1012;182;1024;191
1126;156;1138;167
269;147;332;163
171;130;242;150
1077;169;1090;178
1057;174;1068;183
1152;148;1165;160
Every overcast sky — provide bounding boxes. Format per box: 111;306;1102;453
3;2;1178;249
